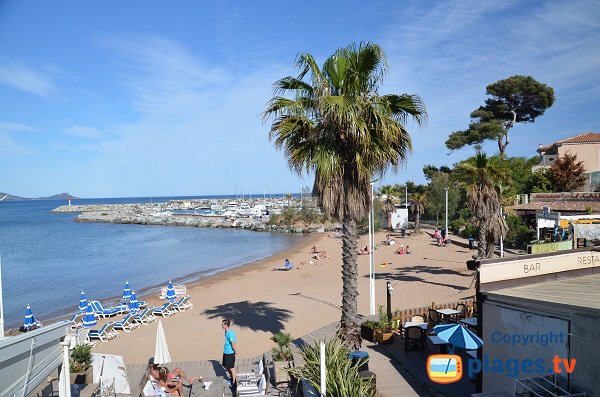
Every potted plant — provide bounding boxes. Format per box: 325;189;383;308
69;344;93;384
271;332;294;387
360;320;377;342
374;305;395;345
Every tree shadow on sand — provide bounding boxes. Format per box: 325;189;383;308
202;301;292;334
365;267;471;291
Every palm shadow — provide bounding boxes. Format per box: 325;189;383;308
367;270;470;291
202;300;292;334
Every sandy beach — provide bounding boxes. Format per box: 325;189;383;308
91;229;476;364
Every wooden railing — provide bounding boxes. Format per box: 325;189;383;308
391;296;476;325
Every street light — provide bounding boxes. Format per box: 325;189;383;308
369;179;379;316
444;187;449;235
0;194;6;339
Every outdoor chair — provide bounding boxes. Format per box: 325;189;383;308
404;326;425;356
428;308;443;331
237;374;267;396
153;301;177;317
88;322;119;342
90;300;128;318
114;313;141;332
70;312;85;330
411;315;425;323
238;356;265;382
173;295;193;311
133;307;157;325
455;304;468;321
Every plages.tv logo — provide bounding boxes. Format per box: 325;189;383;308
427;354;462;384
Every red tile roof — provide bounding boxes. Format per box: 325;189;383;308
538;132;600;152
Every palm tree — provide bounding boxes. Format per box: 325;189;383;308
264;42;426;347
382;197;396;231
410;193;427;234
456;151;508;258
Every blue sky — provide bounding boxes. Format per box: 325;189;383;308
0;0;599;198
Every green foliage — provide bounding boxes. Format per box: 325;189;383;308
449;207;477;237
504;214;535;249
498;156;539;197
423;164;451;181
446;75;555;155
288;338;376;397
527;169;556;193
425;173;460;223
376;305;393;331
548;153;587;192
271;332;294;361
70;344;92;373
360;320;377;330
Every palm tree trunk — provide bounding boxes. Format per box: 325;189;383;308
485;232;496;258
387;213;392;231
340;215;361;350
477;222;486;259
415;213;420;234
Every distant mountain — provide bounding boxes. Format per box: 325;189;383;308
0;192;79;201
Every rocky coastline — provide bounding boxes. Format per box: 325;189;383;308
51;201;334;234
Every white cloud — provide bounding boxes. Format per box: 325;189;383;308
0;122;38;133
0;60;59;99
63;126;105;139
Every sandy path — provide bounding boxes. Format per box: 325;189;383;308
91;229;475;364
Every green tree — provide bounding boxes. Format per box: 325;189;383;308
455;151;509;258
410;192;427;234
446;76;555;155
548;153;587;192
423;164;451;181
264;42;426;347
527;169;556;193
425;173;459;224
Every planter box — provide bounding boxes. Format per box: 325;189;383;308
70;366;93;384
374;330;395;345
360;324;375;342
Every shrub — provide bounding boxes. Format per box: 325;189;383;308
288;338;375;397
271;332;294;361
70;344;92;373
505;214;535;249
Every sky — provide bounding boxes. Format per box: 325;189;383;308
0;0;599;198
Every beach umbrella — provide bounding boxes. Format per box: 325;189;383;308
154;320;171;365
123;280;132;301
82;303;97;328
129;290;140;313
23;304;35;330
433;323;483;350
165;280;176;301
79;290;87;312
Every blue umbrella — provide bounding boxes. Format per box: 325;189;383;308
79;290;88;312
129;290;140;313
123;280;132;301
23;305;35;330
165;280;176;301
83;303;97;328
433;323;483;351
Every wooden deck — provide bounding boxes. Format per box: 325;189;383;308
126;320;474;397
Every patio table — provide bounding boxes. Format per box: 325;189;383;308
427;335;449;353
459;317;478;328
402;322;428;330
436;308;461;322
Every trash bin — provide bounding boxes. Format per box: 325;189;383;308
441;227;447;240
468;237;475;250
359;371;376;394
401;228;406;237
349;351;369;372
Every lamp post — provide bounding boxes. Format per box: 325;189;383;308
500;207;504;258
444;187;449;235
369;180;378;316
405;185;408;207
0;194;6;339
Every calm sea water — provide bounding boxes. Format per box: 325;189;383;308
0;196;300;329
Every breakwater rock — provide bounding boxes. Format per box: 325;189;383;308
51;203;336;234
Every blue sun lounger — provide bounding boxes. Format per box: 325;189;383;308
89;300;128;318
153;301;176;317
133;307;157;325
114;313;141;332
173;296;193;312
88;322;119;342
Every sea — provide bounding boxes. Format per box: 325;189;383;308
0;196;301;330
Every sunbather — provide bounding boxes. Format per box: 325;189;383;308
396;245;405;255
149;361;196;385
357;246;370;255
313;251;329;260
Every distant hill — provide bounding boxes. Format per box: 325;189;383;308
0;192;79;201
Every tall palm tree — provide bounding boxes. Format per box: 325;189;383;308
264;42;426;347
410;193;427;234
456;151;508;258
382;197;396;231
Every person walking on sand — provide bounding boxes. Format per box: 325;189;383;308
221;319;237;388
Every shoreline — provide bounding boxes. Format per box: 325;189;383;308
5;234;314;333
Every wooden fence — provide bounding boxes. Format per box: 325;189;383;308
391;296;476;325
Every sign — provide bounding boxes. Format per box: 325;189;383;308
535;207;560;223
479;250;600;285
531;192;600;202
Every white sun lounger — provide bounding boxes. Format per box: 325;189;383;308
113;313;141;332
173;296;193;312
88;322;119;342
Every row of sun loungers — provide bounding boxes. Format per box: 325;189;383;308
71;296;193;342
